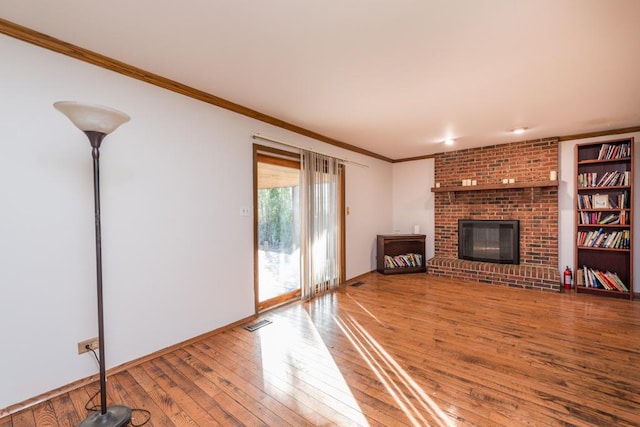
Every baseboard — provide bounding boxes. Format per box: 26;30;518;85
0;314;256;418
344;270;377;285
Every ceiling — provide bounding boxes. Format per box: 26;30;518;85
2;1;640;160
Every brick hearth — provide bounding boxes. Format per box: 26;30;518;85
428;139;561;291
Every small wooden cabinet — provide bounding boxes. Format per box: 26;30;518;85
574;138;633;299
377;234;426;274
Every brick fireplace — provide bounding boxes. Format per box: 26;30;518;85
427;139;561;291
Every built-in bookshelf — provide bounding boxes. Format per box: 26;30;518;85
574;138;634;299
377;234;426;274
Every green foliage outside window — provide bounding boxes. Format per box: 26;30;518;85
258;186;298;253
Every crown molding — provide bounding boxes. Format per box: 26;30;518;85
0;18;392;163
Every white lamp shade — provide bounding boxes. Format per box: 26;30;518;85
54;101;130;135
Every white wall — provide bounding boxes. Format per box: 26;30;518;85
345;157;394;277
0;34;392;410
391;159;436;260
558;132;639;291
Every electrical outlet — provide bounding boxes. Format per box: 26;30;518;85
78;337;99;354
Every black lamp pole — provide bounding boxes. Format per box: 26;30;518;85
78;130;132;427
54;102;132;427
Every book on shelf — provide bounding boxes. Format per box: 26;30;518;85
595;172;612;187
608;271;630;292
599;213;619;224
384;253;423;269
592;232;606;247
588;228;602;246
580;266;629;292
578;194;631;213
577;229;630;249
602;232;616;248
597;142;631;160
588;212;618;225
576;268;583;287
597;144;608;160
578;172;597;187
577;194;589;209
595;271;621;291
618;190;630;209
579;170;629;188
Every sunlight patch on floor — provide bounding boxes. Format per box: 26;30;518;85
258;309;369;426
346;293;383;324
334;313;456;427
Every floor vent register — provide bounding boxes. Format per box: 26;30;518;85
243;319;273;332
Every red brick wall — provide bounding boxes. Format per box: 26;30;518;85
429;139;560;291
435;139;558;188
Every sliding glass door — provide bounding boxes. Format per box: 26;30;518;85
255;151;301;311
253;144;346;312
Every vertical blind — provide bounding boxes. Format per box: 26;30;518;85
300;150;341;299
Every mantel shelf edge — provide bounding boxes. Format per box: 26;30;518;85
431;180;559;193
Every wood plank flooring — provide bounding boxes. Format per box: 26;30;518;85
3;273;640;426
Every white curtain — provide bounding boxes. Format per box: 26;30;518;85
300;150;341;299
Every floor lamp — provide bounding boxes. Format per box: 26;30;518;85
54;101;132;427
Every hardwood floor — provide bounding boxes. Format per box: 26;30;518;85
3;273;640;426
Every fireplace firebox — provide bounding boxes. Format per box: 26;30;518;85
458;219;519;265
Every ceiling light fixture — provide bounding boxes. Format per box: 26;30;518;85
512;127;528;135
444;138;455;146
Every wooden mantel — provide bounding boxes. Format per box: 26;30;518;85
431;180;559;193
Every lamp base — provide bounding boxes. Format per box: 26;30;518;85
79;405;132;427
